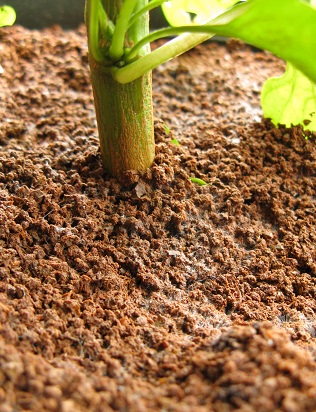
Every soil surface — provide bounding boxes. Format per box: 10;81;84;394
1;25;316;412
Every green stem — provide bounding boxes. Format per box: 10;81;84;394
87;0;105;62
113;30;214;83
90;69;154;176
86;0;155;176
109;0;138;61
127;25;215;62
98;3;114;38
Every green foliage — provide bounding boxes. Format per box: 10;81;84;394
171;138;180;146
201;0;316;130
162;123;170;134
0;5;16;27
162;0;238;25
167;0;316;84
261;64;316;131
190;177;208;186
161;0;316;131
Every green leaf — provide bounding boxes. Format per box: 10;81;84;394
171;138;180;145
203;0;316;131
0;5;16;27
162;0;239;26
190;177;208;186
204;0;316;85
163;123;170;134
261;63;316;131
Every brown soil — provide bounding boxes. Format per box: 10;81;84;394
1;25;316;412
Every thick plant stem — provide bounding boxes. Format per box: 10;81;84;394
89;65;154;176
86;0;154;176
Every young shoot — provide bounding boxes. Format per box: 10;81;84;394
190;177;208;186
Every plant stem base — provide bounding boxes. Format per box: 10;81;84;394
89;62;154;176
